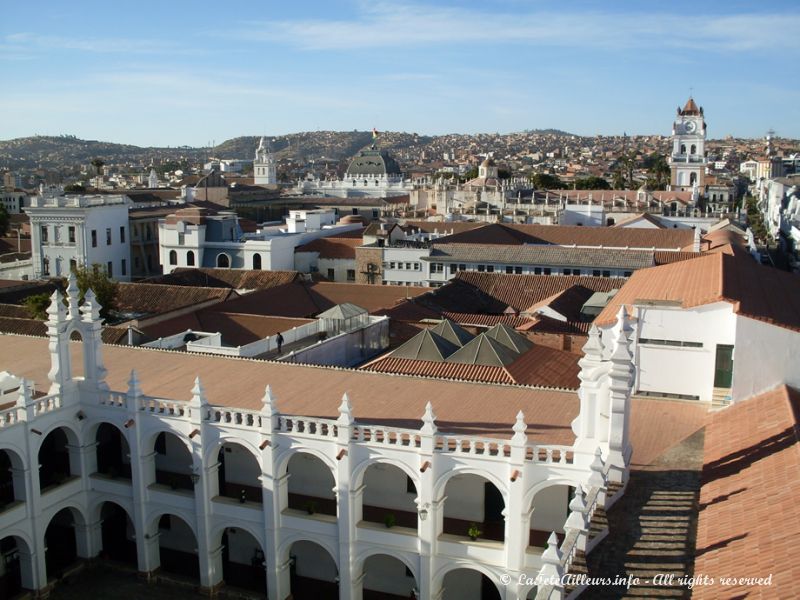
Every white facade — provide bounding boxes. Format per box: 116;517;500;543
26;194;132;281
254;137;277;186
0;278;637;599
0;191;26;215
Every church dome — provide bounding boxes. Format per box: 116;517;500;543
346;149;402;177
680;97;701;116
480;156;496;168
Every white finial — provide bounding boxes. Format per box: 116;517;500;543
66;271;80;318
127;369;141;398
261;384;277;414
542;532;564;564
421;401;437;435
46;289;65;323
512;410;527;444
190;376;207;407
80;288;101;322
337;392;353;425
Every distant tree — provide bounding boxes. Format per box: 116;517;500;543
0;206;8;237
529;173;565;190
72;264;118;320
497;168;512;179
645;154;670;190
23;292;51;319
611;169;626;190
91;158;105;176
64;183;86;193
461;167;479;180
572;176;611;190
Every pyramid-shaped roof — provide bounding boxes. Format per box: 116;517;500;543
483;323;533;354
429;319;474;347
681;97;701;116
445;334;520;367
316;302;368;320
391;329;459;362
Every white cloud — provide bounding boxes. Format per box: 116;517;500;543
3;32;193;55
238;2;800;54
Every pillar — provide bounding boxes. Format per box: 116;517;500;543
417;402;437;600
505;411;528;581
336;393;356;600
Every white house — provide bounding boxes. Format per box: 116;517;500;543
595;251;800;403
0;273;637;600
26;193;132;281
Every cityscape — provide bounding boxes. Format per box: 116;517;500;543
0;2;798;600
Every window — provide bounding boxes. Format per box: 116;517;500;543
68;226;75;243
389;262;396;269
458;264;466;271
405;262;411;270
91;230;97;247
431;263;444;273
327;268;335;280
543;268;551;275
119;226;125;244
187;251;195;266
107;261;113;278
563;268;571;275
70;259;77;271
216;254;229;268
639;338;703;348
106;228;112;245
506;266;514;274
449;264;457;275
623;271;632;277
169;250;177;265
252;253;262;270
42;257;50;276
41;226;48;243
178;233;185;245
486;265;494;272
121;259;127;276
593;270;601;277
602;270;611;277
477;264;485;272
534;267;542;275
414;263;421;271
352;207;359;215
515;267;522;274
346;269;356;281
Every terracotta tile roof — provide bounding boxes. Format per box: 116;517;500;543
653;251;702;265
0;237;31;254
440;312;533;328
400;221;485;235
693;386;800;598
427;243;656;270
363;356;515;385
0;280;56;304
0;317;46;337
701;228;747;252
425;272;625;314
435;223;694;250
141;312;314;346
295;237;361;260
306;282;432;314
523;286;597;321
517;315;592;335
145;268;300;290
0;303;33;319
207;282;320;318
595;252;800;332
504;344;580;388
612;213;666;228
0;335;710;463
115;283;236;317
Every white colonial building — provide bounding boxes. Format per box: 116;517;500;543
0;273;638;599
669;97;707;192
254;137;277;186
26;193;132;281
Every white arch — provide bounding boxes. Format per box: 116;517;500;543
433;467;508;504
275;446;337;480
523;477;581;509
0;442;28;470
432;560;504;596
144;425;194;456
89;495;135;526
351;457;419;492
355;548;419;583
203;436;263;471
42;502;88;531
277;534;339;570
210;522;266;557
0;528;34;554
36;421;81;451
145;509;198;539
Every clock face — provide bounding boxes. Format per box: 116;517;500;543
685;121;696;133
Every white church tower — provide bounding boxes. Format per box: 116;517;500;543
148;168;159;189
254;136;277;185
668;97;707;192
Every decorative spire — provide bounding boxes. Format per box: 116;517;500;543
512;410;527;445
542;532;564;565
337;392;353;426
80;289;101;323
46;289;65;323
126;369;141;398
66;271;80;319
420;401;437;435
16;377;30;408
189;376;207;407
261;384;277;415
589;447;606;488
566;484;588;531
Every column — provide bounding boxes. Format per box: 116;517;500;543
505;412;528;588
417;402;437;600
335;394;356;600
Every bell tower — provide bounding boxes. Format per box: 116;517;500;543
668;97;707;192
254;136;277;185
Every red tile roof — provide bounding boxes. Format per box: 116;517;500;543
295;237;361;260
141;312;314;346
693;386;800;598
146;268;300;290
116;283;236;317
595;252;800;332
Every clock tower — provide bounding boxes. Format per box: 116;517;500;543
668;97;707;192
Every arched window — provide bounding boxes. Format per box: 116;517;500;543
186;251;195;266
690;144;697;155
690;173;697;186
680;144;686;154
169;250;177;265
252;253;261;270
217;254;230;268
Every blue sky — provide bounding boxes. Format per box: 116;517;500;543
2;0;799;146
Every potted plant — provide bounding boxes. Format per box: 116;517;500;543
384;513;397;529
467;522;482;541
304;500;317;515
239;489;247;504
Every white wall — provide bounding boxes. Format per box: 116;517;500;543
530;485;569;535
443;474;486;521
363;555;416;596
732;316;800;402
362;464;417;512
286;454;335;499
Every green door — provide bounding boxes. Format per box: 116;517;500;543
714;344;734;387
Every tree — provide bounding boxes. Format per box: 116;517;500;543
23;292;51;319
91;158;105;176
645;154;670;190
611;169;626;190
63;183;86;193
529;173;565;190
72;264;118;320
573;176;611;190
0;206;8;237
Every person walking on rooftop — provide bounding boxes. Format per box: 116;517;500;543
276;332;284;355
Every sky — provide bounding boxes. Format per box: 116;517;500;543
1;0;799;146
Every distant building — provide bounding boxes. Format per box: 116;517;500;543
254;136;277;185
26;192;132;281
669;97;707;192
0;190;26;215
